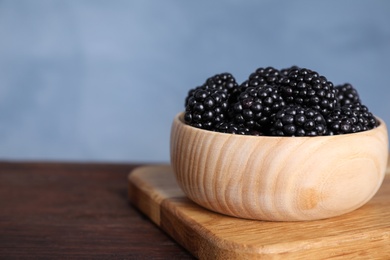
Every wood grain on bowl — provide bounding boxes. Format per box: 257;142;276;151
170;113;389;221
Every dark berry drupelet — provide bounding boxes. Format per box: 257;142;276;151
270;104;327;136
279;67;338;115
229;84;286;132
335;83;361;106
326;103;378;135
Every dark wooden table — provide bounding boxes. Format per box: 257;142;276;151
0;161;194;259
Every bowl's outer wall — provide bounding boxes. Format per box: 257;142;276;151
170;113;389;221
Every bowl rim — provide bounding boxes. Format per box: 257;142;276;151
174;112;386;139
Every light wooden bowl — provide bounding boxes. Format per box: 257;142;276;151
170;112;389;221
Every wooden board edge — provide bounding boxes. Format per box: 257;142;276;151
159;198;390;259
129;161;390;259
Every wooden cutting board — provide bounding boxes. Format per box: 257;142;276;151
128;162;390;259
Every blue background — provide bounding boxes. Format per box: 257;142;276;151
0;0;389;163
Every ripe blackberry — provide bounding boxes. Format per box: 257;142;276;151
184;88;229;130
227;67;281;108
335;83;361;106
270;104;327;136
279;67;337;115
326;103;378;135
185;73;238;107
184;73;239;130
247;66;282;86
229;84;286;132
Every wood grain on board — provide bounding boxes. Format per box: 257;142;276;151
129;161;390;259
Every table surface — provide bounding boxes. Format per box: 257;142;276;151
0;161;194;259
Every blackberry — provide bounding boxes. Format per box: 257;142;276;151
185;73;238;107
335;83;361;106
229;84;286;132
184;88;229;130
226;67;281;108
184;73;239;130
247;66;282;86
270;104;327;136
279;67;337;115
326;103;378;135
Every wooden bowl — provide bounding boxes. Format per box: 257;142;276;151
170;112;389;221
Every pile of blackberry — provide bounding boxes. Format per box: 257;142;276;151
184;66;378;136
